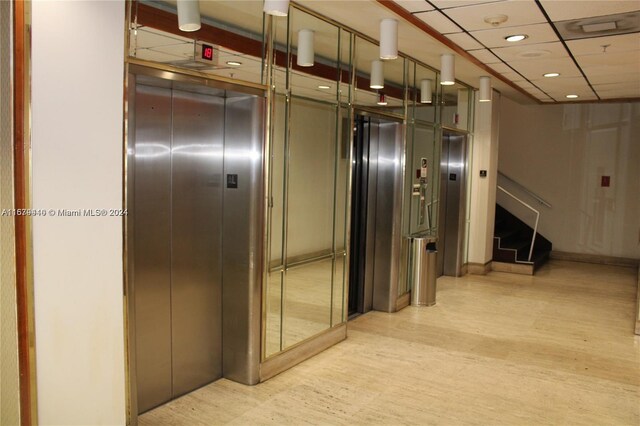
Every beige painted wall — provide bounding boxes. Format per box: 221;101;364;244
499;98;640;259
1;1;21;424
31;1;126;424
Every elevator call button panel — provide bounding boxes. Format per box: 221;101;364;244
226;174;238;189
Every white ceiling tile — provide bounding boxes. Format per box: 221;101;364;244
539;0;640;22
431;0;506;9
414;10;463;34
577;50;640;72
516;81;536;90
535;76;591;93
394;0;434;13
445;32;484;50
567;33;640;57
467;48;502;63
492;41;569;62
588;72;640;85
523;86;553;101
509;57;583;80
499;71;526;82
442;0;546;32
470;23;558;48
487;61;513;73
546;87;597;98
597;86;640;99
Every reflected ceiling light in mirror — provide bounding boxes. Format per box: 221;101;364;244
263;0;289;16
440;54;455;85
318;85;331;89
177;0;201;32
377;93;388;106
479;76;492;102
380;19;398;60
505;34;528;42
297;29;314;67
543;72;560;77
226;61;242;66
420;79;432;103
566;94;579;99
370;60;384;89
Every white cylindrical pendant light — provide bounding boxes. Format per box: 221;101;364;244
380;19;398;60
297;29;314;67
263;0;289;16
177;0;201;32
377;93;388;106
420;79;433;103
440;54;455;85
479;76;492;102
370;60;384;89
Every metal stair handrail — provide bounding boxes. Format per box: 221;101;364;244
497;185;539;262
498;171;552;208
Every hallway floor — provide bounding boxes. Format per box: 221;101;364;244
139;260;640;425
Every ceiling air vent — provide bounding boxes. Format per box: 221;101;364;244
557;11;640;40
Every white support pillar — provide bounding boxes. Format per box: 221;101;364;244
467;90;500;274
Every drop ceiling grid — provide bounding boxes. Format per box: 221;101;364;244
423;0;562;101
420;0;640;102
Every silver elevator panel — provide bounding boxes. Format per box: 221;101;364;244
128;73;264;414
438;131;467;277
350;114;403;315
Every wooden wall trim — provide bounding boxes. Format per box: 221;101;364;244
13;1;36;425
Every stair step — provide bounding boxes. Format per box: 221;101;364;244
493;203;552;275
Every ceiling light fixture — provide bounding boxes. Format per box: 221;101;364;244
297;29;314;67
479;76;492;102
420;79;432;104
380;19;398;60
543;72;560;78
318;85;331;90
505;34;528;42
226;61;242;66
370;60;384;89
440;54;455;86
177;0;201;32
566;94;579;99
377;93;388;106
263;0;289;17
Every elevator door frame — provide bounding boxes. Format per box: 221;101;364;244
437;129;468;277
125;64;266;421
348;110;404;317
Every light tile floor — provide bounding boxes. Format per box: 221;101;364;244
140;260;640;425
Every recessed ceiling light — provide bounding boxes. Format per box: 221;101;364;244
505;34;528;42
226;60;242;66
543;72;560;78
566;94;579;99
318;85;331;89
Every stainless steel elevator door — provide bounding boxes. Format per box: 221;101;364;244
133;84;173;412
170;89;223;397
438;132;467;277
133;84;223;413
349;115;403;315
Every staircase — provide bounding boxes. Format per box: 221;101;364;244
493;204;552;275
